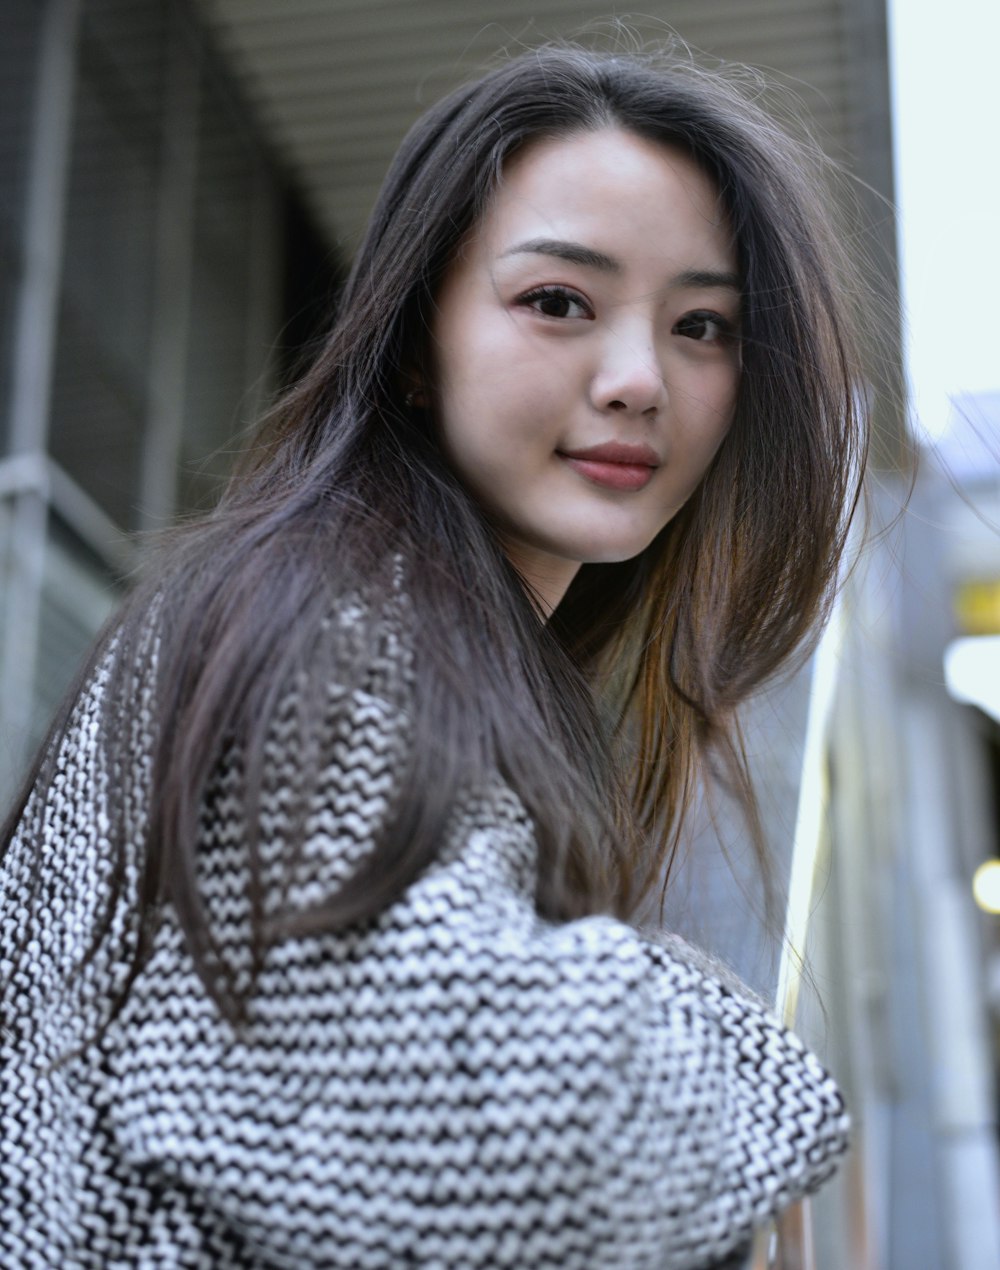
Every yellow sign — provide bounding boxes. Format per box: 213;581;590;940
955;580;1000;635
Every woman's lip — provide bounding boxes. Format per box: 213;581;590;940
560;455;657;491
560;442;659;466
558;442;659;491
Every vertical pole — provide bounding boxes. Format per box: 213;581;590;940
138;10;200;532
752;596;846;1270
902;690;1000;1270
242;164;281;427
0;0;81;795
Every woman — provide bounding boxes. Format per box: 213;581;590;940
1;44;866;1269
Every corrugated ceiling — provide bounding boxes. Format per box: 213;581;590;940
195;0;877;256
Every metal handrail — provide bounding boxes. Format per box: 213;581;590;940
0;451;134;574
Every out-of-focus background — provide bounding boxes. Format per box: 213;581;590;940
1;1;998;1265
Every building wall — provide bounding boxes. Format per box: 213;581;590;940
0;0;330;797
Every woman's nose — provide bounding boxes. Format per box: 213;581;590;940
590;331;667;417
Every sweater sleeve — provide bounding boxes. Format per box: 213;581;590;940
584;924;848;1264
100;770;848;1270
3;629;847;1269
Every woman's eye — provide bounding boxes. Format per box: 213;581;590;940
673;311;734;342
518;286;593;320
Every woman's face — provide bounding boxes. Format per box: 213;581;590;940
430;127;741;614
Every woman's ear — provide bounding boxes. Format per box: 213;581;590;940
405;383;429;409
401;366;429;409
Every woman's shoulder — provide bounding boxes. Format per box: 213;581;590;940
0;623;157;981
91;787;846;1268
3;694;848;1268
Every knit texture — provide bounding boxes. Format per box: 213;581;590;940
1;624;849;1269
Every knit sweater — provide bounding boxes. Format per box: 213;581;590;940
0;620;849;1270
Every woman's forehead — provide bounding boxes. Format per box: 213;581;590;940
465;128;737;278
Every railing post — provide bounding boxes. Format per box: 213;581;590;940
0;0;81;795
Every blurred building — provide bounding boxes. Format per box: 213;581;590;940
0;0;336;780
2;1;997;1267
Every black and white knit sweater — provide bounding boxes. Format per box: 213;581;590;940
1;620;849;1269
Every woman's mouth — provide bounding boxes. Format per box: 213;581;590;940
558;442;659;492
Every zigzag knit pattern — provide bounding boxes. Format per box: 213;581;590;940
1;629;849;1269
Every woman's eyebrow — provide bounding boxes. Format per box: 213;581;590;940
673;268;742;292
500;238;621;272
499;239;741;292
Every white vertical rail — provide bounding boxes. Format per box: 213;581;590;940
775;591;848;1024
754;593;847;1270
6;0;80;459
1;0;81;787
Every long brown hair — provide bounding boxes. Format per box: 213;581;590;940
3;44;871;1019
